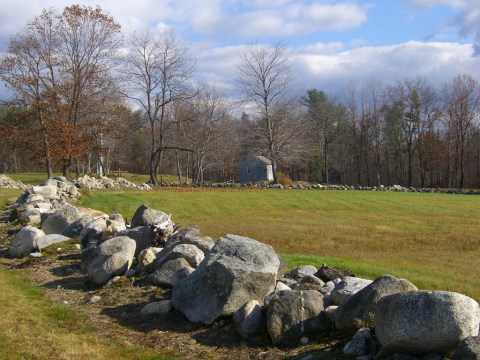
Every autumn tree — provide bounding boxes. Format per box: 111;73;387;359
235;41;296;183
0;5;122;179
57;5;122;177
0;9;60;177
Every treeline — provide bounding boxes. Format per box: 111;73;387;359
1;5;479;188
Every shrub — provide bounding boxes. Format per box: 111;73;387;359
277;172;293;186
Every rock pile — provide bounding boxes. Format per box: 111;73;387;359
0;174;28;189
134;180;480;195
74;174;150;191
3;183;480;359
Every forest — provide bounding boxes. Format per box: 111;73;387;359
1;5;480;188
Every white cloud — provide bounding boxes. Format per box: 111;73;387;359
193;40;480;102
293;41;479;94
405;0;469;7
231;3;370;38
405;0;480;54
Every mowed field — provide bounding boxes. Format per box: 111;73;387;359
78;188;480;300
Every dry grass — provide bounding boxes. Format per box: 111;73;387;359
0;268;173;360
80;188;480;300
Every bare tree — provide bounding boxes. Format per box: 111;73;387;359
192;85;232;183
443;74;480;189
122;28;195;185
384;77;434;187
235;41;296;183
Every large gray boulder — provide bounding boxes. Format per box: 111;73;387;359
267;290;330;345
234;300;263;338
9;226;45;257
141;300;173;316
81;236;136;286
315;263;355;282
101;220;127;240
117;226;155;256
453;336;480;360
131;204;174;243
21;208;42;225
131;204;172;228
149;258;193;287
330;276;372;306
61;214;94;238
137;247;163;273
79;217;108;247
165;226;200;245
334;275;418;335
287;265;317;280
32;184;57;200
164;226;214;254
343;328;377;357
40;203;81;235
37;234;71;250
376;290;480;356
172;234;280;325
154;243;205;269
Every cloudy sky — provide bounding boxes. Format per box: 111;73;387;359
0;0;479;99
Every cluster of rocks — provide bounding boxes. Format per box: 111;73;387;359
143;180;476;195
0;174;28;189
73;174;151;191
3;182;480;359
8;177;81;227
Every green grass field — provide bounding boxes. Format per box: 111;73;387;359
1;184;480;358
79;188;480;300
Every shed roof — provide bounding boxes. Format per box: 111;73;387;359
243;156;272;165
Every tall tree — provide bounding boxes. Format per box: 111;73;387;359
303;89;346;183
123;28;195;185
57;5;122;177
0;5;122;179
443;74;480;189
235;41;295;183
0;9;60;178
384;77;435;187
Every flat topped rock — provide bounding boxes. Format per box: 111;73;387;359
37;234;71;250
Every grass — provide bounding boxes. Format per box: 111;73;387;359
79;188;480;300
0;188;22;208
5;172;63;185
111;173;190;185
0;269;174;360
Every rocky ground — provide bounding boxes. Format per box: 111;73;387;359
0;202;349;360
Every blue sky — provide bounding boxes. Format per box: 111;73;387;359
0;0;479;99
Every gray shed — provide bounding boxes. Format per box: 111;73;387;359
239;156;274;182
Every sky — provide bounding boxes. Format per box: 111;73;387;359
0;0;479;100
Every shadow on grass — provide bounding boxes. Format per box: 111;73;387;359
99;300;348;359
43;273;89;291
100;302;276;351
